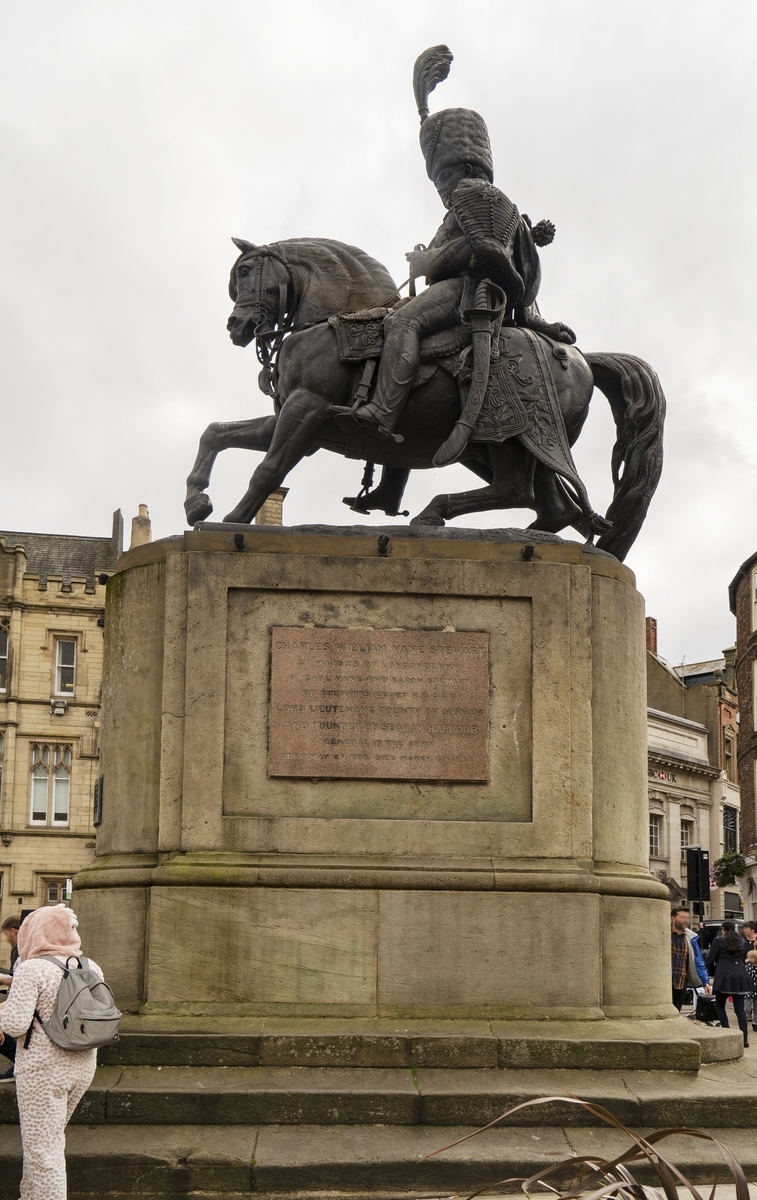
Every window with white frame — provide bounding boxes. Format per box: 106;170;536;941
0;729;3;802
43;879;68;905
54;639;76;696
30;743;72;826
724;731;736;782
680;819;694;850
649;813;663;858
0;625;7;692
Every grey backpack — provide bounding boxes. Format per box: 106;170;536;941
23;955;122;1051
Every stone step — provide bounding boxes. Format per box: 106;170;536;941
99;1015;741;1070
2;1122;757;1198
3;1059;757;1128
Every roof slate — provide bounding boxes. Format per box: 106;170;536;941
0;531;119;580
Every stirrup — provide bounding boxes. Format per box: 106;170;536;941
331;405;403;443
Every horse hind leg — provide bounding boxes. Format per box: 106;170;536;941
411;441;535;527
184;416;277;526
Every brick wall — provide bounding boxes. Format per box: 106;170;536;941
734;568;756;853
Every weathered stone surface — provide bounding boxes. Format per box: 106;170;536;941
147;887;378;1009
98;1014;742;1070
76;530;672;1023
224;581;531;823
377;891;601;1017
105;1066;419;1126
3;1120;757;1198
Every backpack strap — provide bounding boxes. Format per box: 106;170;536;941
36;954;84;974
23;1010;43;1050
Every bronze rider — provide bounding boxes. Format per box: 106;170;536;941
334;46;574;442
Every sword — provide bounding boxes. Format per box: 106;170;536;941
433;279;506;467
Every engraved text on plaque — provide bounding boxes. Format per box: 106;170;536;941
268;627;489;780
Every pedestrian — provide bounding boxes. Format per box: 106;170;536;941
0;905;103;1199
746;949;757;1035
705;920;752;1047
670;905;710;1011
742;923;757;1029
0;915;21;1078
1;914;21;976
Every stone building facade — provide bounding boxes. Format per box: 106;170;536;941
730;553;757;919
646;618;743;920
0;515;123;970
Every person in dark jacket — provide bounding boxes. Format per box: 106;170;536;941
706;920;751;1046
0;916;20;1078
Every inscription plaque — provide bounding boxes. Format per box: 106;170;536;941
268;627;489;781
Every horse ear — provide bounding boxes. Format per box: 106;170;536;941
232;237;256;253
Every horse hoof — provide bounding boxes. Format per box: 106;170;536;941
410;513;445;527
185;494;214;525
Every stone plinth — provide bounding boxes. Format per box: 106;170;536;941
74;525;672;1020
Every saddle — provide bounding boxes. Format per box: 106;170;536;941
328;307;471;364
329;306;590;512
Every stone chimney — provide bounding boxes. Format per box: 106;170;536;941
254;488;289;527
111;509;124;558
645;616;658;655
130;504;152;549
723;644;736;690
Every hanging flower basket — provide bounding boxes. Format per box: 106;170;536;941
711;852;747;888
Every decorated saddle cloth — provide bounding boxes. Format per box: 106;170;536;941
328;307;470;363
328;310;583;490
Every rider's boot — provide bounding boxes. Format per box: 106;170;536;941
343;467;411;516
332;327;420;442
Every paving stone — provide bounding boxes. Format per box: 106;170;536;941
252;1122;574;1192
0;1123;257;1197
415;1067;642;1126
101;1033;263;1067
106;1066;420;1125
2;1121;757;1197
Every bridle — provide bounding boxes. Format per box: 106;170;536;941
232;250;293;370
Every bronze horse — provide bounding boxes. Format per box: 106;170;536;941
184;237;665;560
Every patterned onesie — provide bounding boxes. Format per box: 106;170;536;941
0;956;101;1200
746;959;757;1027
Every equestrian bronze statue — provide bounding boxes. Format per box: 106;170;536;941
185;46;665;560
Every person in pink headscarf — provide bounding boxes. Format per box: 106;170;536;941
0;905;103;1200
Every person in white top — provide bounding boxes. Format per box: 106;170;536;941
0;904;103;1200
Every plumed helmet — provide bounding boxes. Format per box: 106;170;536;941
413;46;494;183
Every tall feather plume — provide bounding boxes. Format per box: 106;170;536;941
413;45;453;122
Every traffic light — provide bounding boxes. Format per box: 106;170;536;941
686;847;711;916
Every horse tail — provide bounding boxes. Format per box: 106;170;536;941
584;352;665;562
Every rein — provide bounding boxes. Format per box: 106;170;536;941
233;249;408;388
233;251;293;368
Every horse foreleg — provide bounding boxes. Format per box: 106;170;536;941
223;391;330;524
184;416;277;525
411;441;535;527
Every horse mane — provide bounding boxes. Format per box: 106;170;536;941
234;237;399;327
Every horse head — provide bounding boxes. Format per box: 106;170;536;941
227;237;399;348
227;239;293;347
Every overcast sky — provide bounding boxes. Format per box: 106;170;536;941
1;1;756;664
